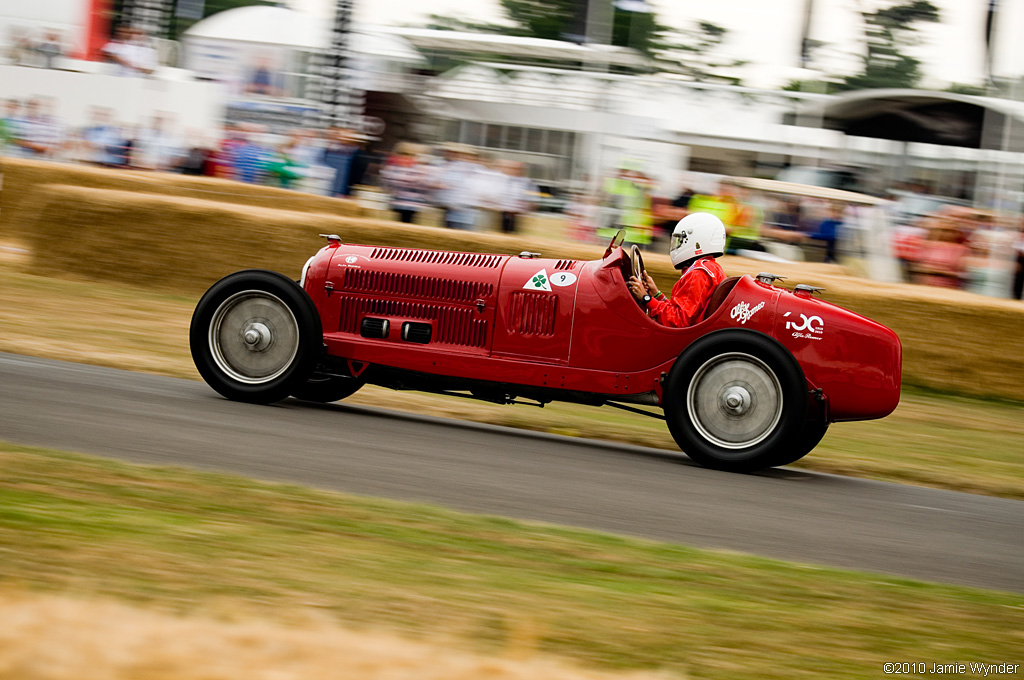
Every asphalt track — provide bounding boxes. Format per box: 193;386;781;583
1;352;1021;593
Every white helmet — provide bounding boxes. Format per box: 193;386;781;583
670;212;726;268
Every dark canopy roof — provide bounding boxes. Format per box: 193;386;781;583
790;89;1024;151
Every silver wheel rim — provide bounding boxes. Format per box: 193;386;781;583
686;352;783;450
208;290;299;385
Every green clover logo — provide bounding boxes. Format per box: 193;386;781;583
532;274;547;287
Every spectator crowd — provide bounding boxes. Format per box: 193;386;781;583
892;205;1024;298
582;170;1024;300
0;101;540;232
4;23;159;77
4;26;67;69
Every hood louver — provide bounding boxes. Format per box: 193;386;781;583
370;247;502;268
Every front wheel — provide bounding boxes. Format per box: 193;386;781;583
291;375;363;403
190;270;322;404
664;330;807;472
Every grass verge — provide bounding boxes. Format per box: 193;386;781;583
1;263;1022;499
1;442;1022;680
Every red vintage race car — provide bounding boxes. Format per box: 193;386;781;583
190;231;902;472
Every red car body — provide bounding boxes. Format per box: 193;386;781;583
304;239;900;422
191;236;902;472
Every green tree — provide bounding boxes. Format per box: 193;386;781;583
945;83;987;96
426;0;743;82
838;0;940;91
655;21;748;84
427;0;663;56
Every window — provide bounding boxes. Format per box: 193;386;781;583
505;126;524;150
546;130;566;156
526;128;545;153
461;121;483;146
486;123;505;148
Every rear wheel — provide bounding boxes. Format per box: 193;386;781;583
190;270;322;404
664;330;807;472
773;420;829;468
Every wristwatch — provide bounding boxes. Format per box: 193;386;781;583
641;294;652;306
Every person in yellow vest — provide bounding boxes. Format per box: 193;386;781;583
717;180;765;254
599;163;653;248
686;191;729;223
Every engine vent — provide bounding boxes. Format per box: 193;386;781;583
554;260;578;270
343;269;493;304
401;322;432;344
338;297;487;348
360;317;390;339
370;247;502;269
507;292;557;337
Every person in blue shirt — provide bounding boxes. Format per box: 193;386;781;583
232;126;270;184
321;127;361;197
81;107;123;167
806;202;844;263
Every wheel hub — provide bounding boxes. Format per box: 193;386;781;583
722;386;751;415
242;322;272;351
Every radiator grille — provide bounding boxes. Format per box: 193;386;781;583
370;247;503;268
508;292;558;337
344;269;493;303
337;297;487;348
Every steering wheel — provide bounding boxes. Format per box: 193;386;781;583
630;245;648;308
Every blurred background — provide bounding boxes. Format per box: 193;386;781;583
2;0;1023;296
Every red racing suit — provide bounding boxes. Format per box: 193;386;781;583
645;256;726;328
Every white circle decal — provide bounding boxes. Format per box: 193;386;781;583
345;255;358;263
550;272;577;287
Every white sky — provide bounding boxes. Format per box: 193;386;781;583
287;0;1024;89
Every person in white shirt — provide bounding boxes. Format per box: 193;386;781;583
134;113;182;171
102;26;156;77
497;160;537;234
470;155;508;231
435;145;485;230
36;31;63;69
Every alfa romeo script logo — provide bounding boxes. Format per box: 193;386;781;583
730;301;763;325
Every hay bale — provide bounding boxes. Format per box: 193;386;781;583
24;185;598;294
0;157;364;239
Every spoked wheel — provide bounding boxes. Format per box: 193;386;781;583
291;375;363;403
665;330;807;472
190;270;322;404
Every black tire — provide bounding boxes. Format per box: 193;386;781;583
772;420;829;468
291;375;363;403
190;270;322;404
664;330;807;472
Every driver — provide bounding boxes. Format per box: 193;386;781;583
628;212;727;327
